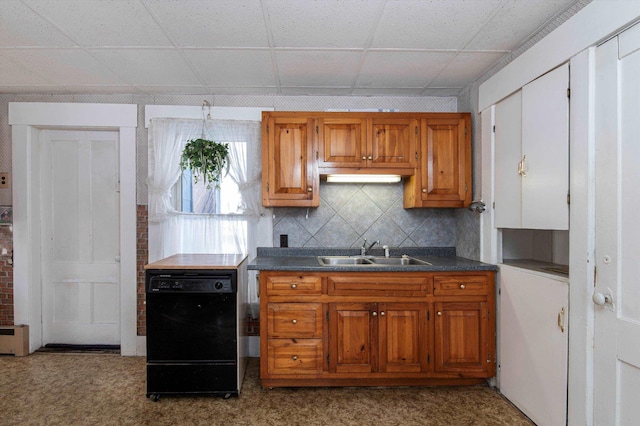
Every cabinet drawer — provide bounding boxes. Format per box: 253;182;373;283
433;275;489;296
328;274;430;296
267;303;323;338
267;339;324;375
266;274;322;295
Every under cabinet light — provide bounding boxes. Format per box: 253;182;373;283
325;174;402;183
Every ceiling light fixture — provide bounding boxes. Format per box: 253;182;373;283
325;174;402;183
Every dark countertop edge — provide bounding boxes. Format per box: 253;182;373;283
249;248;497;272
256;246;456;257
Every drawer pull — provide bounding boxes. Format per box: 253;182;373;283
291;355;298;361
292;319;297;324
380;311;385;316
437;311;442;316
459;284;466;289
362;156;367;160
372;311;377;317
291;283;297;289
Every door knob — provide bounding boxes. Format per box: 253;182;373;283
592;292;612;306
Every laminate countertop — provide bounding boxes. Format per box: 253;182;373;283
145;253;248;270
248;247;497;273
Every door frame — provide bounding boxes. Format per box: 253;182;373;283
9;102;138;355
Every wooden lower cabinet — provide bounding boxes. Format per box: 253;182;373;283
260;270;495;388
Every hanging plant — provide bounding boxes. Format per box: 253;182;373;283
180;138;229;189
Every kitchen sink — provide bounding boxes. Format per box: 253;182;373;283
316;255;431;266
368;256;432;266
317;256;374;266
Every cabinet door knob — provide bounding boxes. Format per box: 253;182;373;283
380;311;385;316
291;355;298;361
367;155;373;160
437;311;442;316
291;283;297;289
372;311;377;317
292;319;297;324
422;188;427;193
362;156;367;160
459;284;465;289
307;187;312;192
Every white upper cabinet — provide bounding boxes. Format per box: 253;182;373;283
494;63;569;230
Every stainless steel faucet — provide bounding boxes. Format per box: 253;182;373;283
360;239;379;256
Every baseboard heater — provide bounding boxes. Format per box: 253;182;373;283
0;325;29;356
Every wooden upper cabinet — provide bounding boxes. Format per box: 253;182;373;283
317;113;417;174
404;114;471;208
317;116;366;169
262;113;318;207
369;117;418;170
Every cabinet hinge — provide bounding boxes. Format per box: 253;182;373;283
326;311;329;321
326;354;330;365
415;152;418;160
427;354;430;364
492;125;496;133
498;288;501;295
266;182;269;192
488;310;491;320
487;353;492;363
492;201;495;209
464;127;467;136
266;125;269;134
465;183;468;193
567;192;570;205
567;88;571;98
415;126;419;135
427;311;430;321
316;150;319;160
316;125;319;134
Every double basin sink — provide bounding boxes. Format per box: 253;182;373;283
317;255;431;267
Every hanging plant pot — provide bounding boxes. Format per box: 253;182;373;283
180;138;229;189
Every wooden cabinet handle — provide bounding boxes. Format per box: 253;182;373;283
292;355;298;361
307;187;312;192
437;311;442;316
460;284;466;289
372;312;377;317
367;155;373;160
291;283;297;289
380;311;385;316
422;188;427;193
292;319;297;324
362;156;367;160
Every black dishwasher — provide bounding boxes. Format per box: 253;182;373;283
145;269;240;401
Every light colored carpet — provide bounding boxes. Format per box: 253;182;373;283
0;353;532;425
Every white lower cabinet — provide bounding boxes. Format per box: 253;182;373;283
498;264;568;426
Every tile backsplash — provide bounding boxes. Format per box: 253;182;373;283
272;181;456;249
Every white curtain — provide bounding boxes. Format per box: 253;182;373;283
148;117;262;257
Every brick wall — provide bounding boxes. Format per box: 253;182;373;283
136;205;148;336
0;225;13;325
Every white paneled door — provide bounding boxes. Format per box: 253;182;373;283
593;26;640;424
40;130;120;345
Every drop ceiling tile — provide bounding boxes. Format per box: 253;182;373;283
89;49;202;86
420;88;464;97
265;0;385;48
0;85;71;94
357;51;455;88
2;49;127;86
429;51;506;87
0;1;76;47
145;0;269;47
185;49;276;86
25;0;171;46
280;87;354;96
208;86;279;95
59;85;139;94
135;86;210;95
466;0;578;50
0;54;54;85
276;50;362;87
351;87;426;96
372;0;503;49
